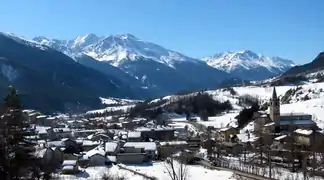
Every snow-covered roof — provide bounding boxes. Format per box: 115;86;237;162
264;122;275;127
62;165;75;171
47;141;64;147
53;128;71;133
294;129;313;136
160;141;188;146
106;156;117;162
135;126;174;132
280;120;315;125
280;112;312;117
219;127;233;132
247;137;259;142
128;131;141;138
62;160;77;166
123;142;156;151
46;117;56;120
35;148;51;158
86;146;105;157
274;135;287;141
36;115;47;119
105;142;118;152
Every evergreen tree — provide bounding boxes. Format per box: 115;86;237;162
0;86;36;180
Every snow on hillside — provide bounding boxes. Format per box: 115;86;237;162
2;32;49;51
86;105;134;114
99;97;141;105
167;82;324;131
55;162;234;180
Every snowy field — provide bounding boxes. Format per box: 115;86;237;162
55;162;235;180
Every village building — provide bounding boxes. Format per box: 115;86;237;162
117;142;156;164
127;131;142;142
256;87;318;134
136;126;175;141
158;141;188;158
85;146;106;166
216;127;239;142
104;142;119;155
61;160;79;174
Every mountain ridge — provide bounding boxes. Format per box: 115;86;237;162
202;50;295;80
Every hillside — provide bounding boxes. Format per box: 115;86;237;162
0;33;142;113
284;52;324;76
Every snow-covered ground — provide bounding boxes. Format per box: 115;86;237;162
86;105;134;114
55;162;235;180
99;97;141;105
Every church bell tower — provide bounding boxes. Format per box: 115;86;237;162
269;87;280;127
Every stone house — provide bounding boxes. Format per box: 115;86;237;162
158;141;188;158
51;147;64;166
127;131;142;142
136;126;175;141
116;142;156;164
61;160;79;174
217;127;239;142
122;142;157;160
86;146;106;166
35;148;55;166
80;140;101;151
104;142;119;155
220;142;243;156
48;128;72;140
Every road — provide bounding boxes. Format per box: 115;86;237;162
198;159;276;180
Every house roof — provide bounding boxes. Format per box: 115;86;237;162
53;128;71;133
280;120;315;125
280;112;312;117
135;126;174;132
36;115;47;119
123;142;157;151
160;141;188;146
86;146;105;157
106;156;116;162
128;131;141;138
274;135;287;141
264;122;275;127
35;148;52;158
295;129;313;136
62;160;77;166
105;142;118;152
62;165;75;171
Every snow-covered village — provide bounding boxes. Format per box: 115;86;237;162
1;2;324;180
4;72;320;180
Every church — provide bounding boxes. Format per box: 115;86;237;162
255;87;318;134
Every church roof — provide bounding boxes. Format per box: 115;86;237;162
272;87;277;99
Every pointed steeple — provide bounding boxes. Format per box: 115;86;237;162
272;86;277;99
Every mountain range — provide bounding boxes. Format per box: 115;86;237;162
0;32;299;112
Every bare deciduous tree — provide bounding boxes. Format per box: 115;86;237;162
164;157;187;180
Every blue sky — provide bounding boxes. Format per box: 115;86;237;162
0;0;323;64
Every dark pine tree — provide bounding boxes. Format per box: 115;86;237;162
0;86;37;180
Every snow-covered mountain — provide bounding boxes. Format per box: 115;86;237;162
202;50;295;80
33;33;230;95
33;33;201;68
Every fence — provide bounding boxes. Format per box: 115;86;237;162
214;158;324;180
